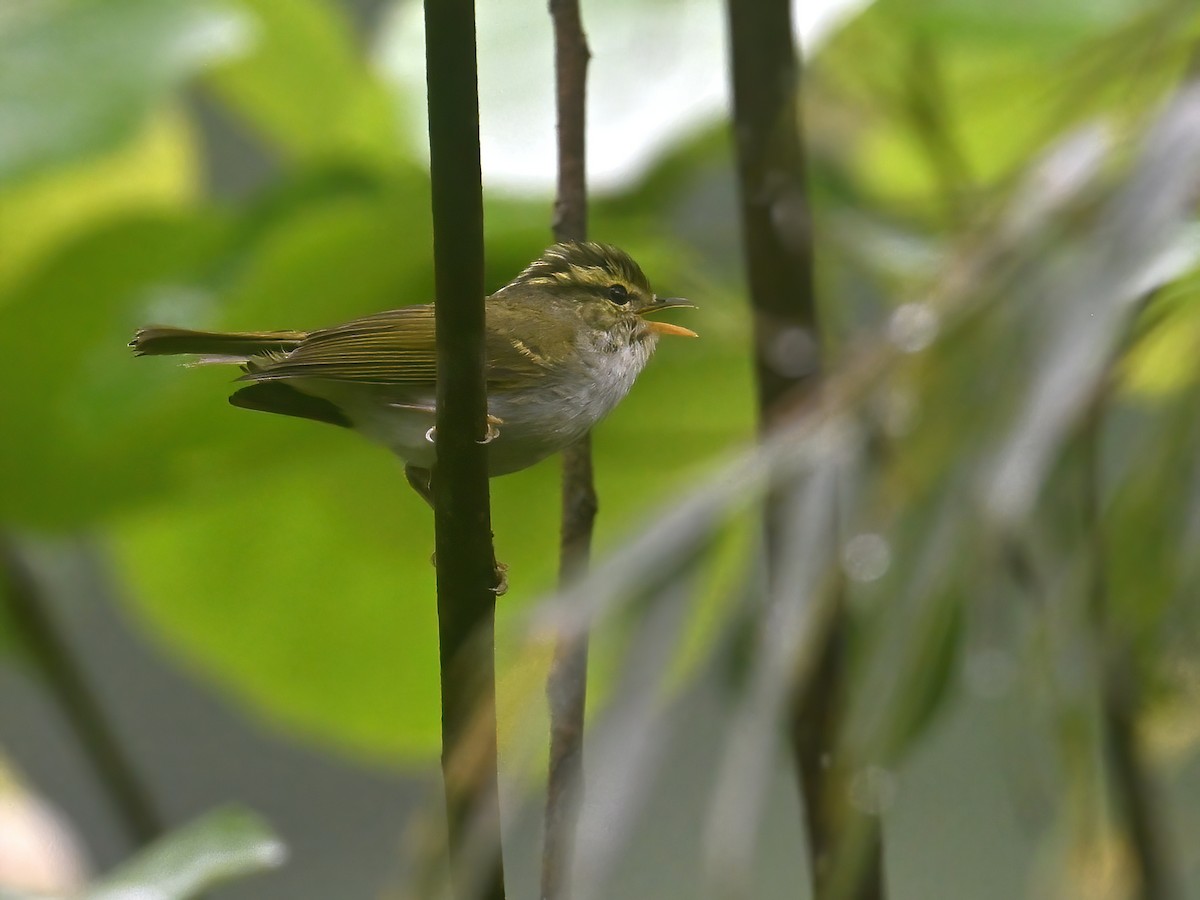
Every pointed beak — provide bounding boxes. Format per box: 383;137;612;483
639;297;699;338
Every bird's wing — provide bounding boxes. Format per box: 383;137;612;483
239;304;575;390
241;307;439;385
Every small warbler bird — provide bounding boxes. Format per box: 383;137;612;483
131;242;696;503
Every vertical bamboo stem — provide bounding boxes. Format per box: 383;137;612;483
423;0;505;893
725;0;884;895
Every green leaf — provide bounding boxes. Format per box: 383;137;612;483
873;0;1155;44
812;2;1200;212
85;807;284;900
0;111;199;298
1121;265;1200;398
0;0;250;187
0;167;433;528
110;451;446;757
206;0;402;165
0;215;232;527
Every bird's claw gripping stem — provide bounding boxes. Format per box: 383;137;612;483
478;415;502;445
423;414;503;446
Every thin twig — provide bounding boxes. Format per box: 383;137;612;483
422;0;505;894
550;0;589;243
542;0;592;897
0;536;165;848
724;0;884;895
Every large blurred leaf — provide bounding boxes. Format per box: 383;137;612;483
86;806;284;900
206;0;401;165
0;167;432;527
110;453;446;756
0;0;249;187
0;807;282;900
0;214;231;526
0;110;198;297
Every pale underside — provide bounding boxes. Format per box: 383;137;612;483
239;304;659;475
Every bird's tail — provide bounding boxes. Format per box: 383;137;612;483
129;326;308;362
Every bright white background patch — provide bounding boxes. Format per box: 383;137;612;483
375;0;873;194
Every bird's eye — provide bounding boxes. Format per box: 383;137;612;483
607;284;629;305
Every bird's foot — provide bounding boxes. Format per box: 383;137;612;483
425;551;509;597
479;415;503;445
491;561;509;597
421;414;504;446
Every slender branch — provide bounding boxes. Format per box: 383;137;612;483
542;1;592;898
0;536;165;848
422;0;505;895
725;0;883;896
549;0;589;245
1081;398;1176;900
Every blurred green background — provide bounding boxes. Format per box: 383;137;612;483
0;0;763;763
4;0;1200;897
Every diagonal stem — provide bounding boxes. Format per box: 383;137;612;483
0;537;165;848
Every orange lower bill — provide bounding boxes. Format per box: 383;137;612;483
645;320;699;338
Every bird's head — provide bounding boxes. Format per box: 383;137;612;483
501;242;697;343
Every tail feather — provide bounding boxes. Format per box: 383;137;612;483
129;326;308;359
